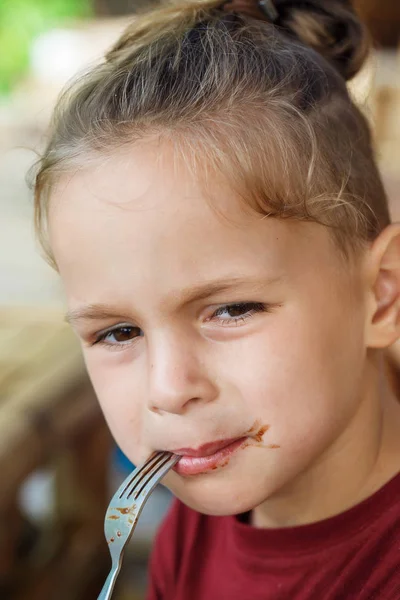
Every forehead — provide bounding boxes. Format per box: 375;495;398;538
50;139;245;228
48;140;340;304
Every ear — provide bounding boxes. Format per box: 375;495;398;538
365;224;400;349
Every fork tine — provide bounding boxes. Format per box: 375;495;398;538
125;452;176;500
116;452;162;499
130;453;179;501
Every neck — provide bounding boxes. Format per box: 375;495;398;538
252;354;400;529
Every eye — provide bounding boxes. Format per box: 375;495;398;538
209;302;267;326
93;325;142;347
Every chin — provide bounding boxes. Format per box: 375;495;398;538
180;488;266;517
165;471;272;517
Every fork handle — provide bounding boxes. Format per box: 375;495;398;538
97;565;121;600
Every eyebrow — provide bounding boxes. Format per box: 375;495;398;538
65;275;282;326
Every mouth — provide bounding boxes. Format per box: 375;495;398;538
171;436;248;476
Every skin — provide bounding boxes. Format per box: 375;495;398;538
49;138;400;527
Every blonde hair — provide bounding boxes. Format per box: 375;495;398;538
33;0;390;268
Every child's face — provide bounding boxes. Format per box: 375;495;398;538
50;140;369;516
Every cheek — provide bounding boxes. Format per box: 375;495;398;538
228;305;364;449
84;353;147;461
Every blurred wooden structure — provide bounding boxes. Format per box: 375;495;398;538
0;309;113;600
354;0;400;47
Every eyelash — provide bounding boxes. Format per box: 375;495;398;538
208;302;267;326
91;302;267;348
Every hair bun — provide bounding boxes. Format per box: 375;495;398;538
275;0;369;80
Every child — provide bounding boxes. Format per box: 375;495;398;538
33;0;400;597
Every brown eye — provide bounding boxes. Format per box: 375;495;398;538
112;327;137;342
94;325;142;346
211;302;266;324
225;304;253;317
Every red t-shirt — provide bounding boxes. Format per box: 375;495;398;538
146;472;400;599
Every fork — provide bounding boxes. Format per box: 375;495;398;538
97;451;180;600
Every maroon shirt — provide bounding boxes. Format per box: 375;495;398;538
146;472;400;599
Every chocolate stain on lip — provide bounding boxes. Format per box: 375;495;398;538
245;420;280;448
210;456;231;471
246;419;261;435
211;452;236;471
254;424;270;442
184;423;279;475
246;419;270;438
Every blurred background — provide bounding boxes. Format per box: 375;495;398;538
0;1;399;599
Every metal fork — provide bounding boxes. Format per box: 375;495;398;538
97;451;180;600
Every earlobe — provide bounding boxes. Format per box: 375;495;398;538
365;224;400;349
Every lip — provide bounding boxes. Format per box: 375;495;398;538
172;437;247;476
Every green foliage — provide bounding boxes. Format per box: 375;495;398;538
0;0;92;94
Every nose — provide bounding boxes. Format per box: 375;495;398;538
147;332;218;415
